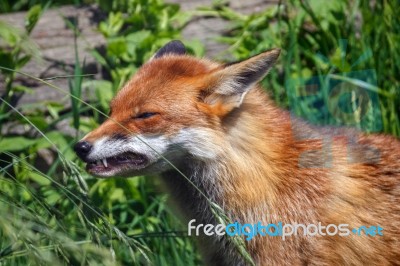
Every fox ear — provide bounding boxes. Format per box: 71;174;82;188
202;49;280;115
151;40;186;60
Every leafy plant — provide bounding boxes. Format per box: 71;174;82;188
199;0;400;136
92;0;204;105
0;5;42;130
0;0;86;13
0;1;203;265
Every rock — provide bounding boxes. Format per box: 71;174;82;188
0;1;276;106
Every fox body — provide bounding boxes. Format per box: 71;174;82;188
75;41;400;265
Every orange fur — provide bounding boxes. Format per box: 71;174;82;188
77;42;400;265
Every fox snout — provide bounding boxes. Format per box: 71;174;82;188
74;140;93;161
73;131;181;178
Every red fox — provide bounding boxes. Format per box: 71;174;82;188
75;40;400;265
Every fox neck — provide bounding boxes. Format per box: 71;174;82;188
162;88;310;225
160;88;327;264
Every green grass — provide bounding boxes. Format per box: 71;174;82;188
200;0;399;136
0;0;399;265
0;1;204;264
0;67;202;265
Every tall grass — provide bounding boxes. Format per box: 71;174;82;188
0;0;399;265
0;1;204;264
0;66;203;265
200;0;399;136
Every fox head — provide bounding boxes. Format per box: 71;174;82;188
74;40;280;177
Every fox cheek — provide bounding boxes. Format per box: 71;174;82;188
172;128;224;160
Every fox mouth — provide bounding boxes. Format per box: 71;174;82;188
86;152;148;176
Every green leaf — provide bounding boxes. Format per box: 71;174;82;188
0;50;15;70
30;172;51;185
110;188;125;202
108;37;128;57
13;85;34;94
46;102;64;119
83;80;113;111
185;40;205;57
99;12;124;37
329;74;392;97
25;5;42;34
24;116;48;131
16;55;32;69
36;131;64;148
90;49;108;67
0;21;21;46
0;136;37;152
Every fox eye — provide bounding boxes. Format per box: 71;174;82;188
134;112;158;119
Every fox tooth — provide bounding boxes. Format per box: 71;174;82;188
102;158;108;168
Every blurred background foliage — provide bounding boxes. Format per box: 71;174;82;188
199;0;399;134
0;0;399;265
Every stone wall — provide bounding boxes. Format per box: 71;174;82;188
0;0;277;107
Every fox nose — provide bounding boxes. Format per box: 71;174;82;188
74;141;93;160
